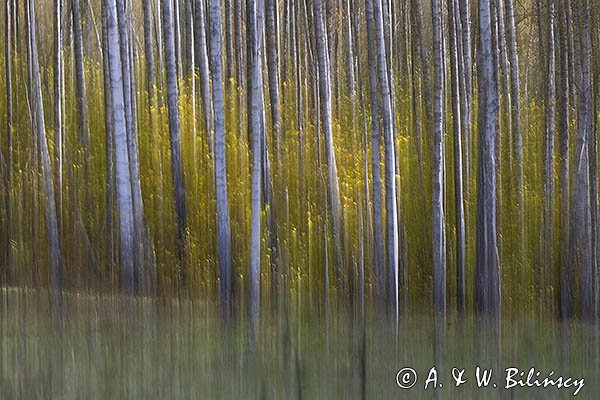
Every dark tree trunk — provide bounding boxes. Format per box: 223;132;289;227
364;0;385;308
4;0;13;283
265;0;283;162
558;0;573;319
163;0;189;283
475;0;501;316
571;0;593;319
505;0;525;268
449;0;466;315
72;0;91;163
542;0;556;300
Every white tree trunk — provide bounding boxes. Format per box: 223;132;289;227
194;0;214;151
475;0;501;315
29;0;63;292
315;0;345;288
373;0;399;318
248;0;265;328
105;0;136;293
210;0;233;320
431;0;446;317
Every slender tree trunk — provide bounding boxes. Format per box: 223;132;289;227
236;0;245;89
105;0;135;294
26;0;40;283
155;0;165;98
248;0;265;330
210;0;234;320
265;0;282;162
592;33;600;319
72;0;93;257
412;0;432;131
183;0;194;76
315;0;345;289
450;0;466;315
431;0;446;317
225;0;235;80
475;0;501;316
364;0;385;308
29;0;63;292
72;0;91;172
407;0;423;170
143;0;156;110
458;0;473;188
294;0;307;252
491;0;503;267
185;0;197;164
558;0;572;319
251;0;279;301
4;0;13;283
373;0;399;319
459;0;472;100
54;0;64;238
505;0;525;268
346;0;355;95
572;0;593;319
566;0;576;110
173;0;182;76
194;0;214;152
542;0;556;299
358;69;372;302
102;3;116;278
116;0;146;290
163;0;189;283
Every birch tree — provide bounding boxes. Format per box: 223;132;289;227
431;0;446;316
571;0;593;318
248;0;265;328
194;0;214;151
315;0;345;288
104;0;135;293
449;0;466;314
373;0;399;317
72;0;91;176
4;0;13;283
543;0;556;284
116;0;147;288
101;3;116;272
29;0;63;292
54;0;64;236
475;0;501;316
210;0;234;320
558;0;572;319
265;0;282;161
163;0;189;281
505;0;525;267
143;0;156;114
364;0;385;307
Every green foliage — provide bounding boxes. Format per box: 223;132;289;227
0;6;589;319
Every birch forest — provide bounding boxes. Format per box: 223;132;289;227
3;0;600;397
1;0;600;320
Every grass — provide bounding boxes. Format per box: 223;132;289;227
0;288;597;399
